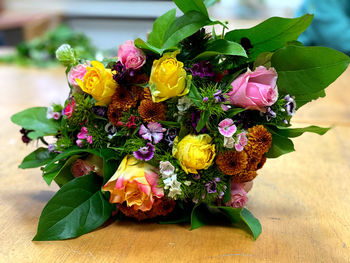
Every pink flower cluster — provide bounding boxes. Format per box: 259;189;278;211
218;118;248;151
76;127;93;147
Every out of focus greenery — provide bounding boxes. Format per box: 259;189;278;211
0;25;97;67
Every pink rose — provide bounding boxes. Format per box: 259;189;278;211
226;181;248;208
117;40;146;70
228;66;278;112
67;64;88;87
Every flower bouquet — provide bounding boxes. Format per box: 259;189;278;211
11;0;349;241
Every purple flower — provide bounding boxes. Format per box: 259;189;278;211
139;122;166;144
203;96;209;103
213;89;226;103
113;61;136;84
265;107;277;121
205;181;217;194
165;128;177;147
284;94;296;116
190;61;215;78
133;142;155;161
48;144;55;153
92;106;107;117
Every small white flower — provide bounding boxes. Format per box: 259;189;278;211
223;136;235;149
184;181;192;186
46;106;54;119
163;174;182;199
177;97;193;112
159;161;175;178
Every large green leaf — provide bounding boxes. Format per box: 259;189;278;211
265;130;295;158
271;45;350;105
193;39;247;60
147;9;176;48
269;125;330;138
204;0;219;8
43;155;80;186
43;147;120;184
19;147;56;169
173;0;208;17
11;107;60;139
163;11;213;49
191;203;262;240
134;38;163;55
225;14;313;60
33;173;113;241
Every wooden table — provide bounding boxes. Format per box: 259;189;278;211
0;64;349;262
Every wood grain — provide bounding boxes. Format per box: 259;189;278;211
0;64;349;262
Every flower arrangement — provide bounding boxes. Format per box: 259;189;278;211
11;0;350;241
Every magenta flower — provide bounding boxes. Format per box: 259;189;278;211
133;142;155;161
63;98;76;119
76;127;93;147
139;122;166;144
218;118;237;137
235;131;248;152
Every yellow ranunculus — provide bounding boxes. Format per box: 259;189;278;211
102;156;163;211
76;61;118;106
149;51;191;102
172;134;216;174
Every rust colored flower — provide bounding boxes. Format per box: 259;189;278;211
111;87;136;110
232;169;258;184
216;151;248;176
247;125;272;156
118;198;176;221
256;155;266;170
107;104;123;125
138;99;166;122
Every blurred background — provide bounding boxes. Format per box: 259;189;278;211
0;0;304;62
0;0;349;65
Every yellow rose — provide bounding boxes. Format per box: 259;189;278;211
76;61;118;106
102;156;163;211
172;134;216;174
149;51;191;102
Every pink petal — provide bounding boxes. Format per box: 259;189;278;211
139;124;152;141
151;132;163;144
218;118;234;128
86;135;93;144
145;172;164;197
147;122;163;133
235;143;244;152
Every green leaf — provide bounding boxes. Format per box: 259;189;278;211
148;9;176;48
204;0;219;8
187;83;202;107
43;155;80;186
158;120;181;128
265;130;295;158
271;45;350;105
269;125;330;138
173;0;208;17
134;38;163;55
295;90;326;108
163;11;213;49
225;14;313;60
19;147;56;169
196;110;210;132
194;39;247;60
33;173;113;241
226;107;246;118
11;107;60;139
190;203;262;239
253;51;273;69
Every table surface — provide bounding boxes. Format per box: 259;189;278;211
0;64;349;263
